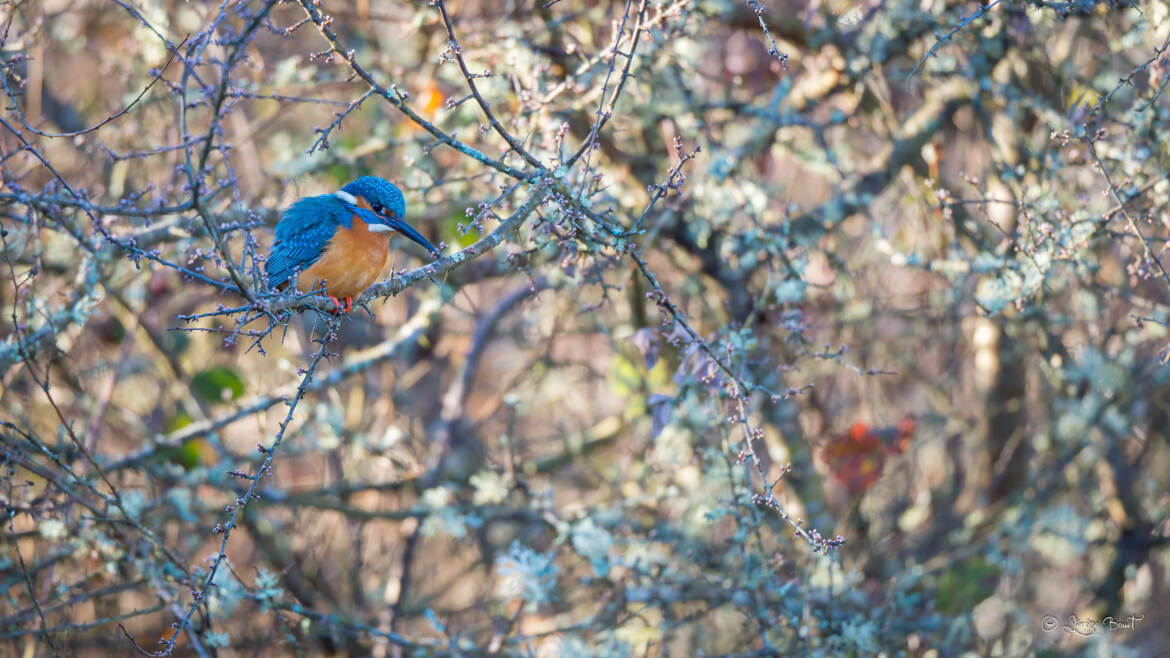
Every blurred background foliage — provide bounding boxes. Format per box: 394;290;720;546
2;0;1170;655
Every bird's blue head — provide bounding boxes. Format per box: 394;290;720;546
339;176;437;257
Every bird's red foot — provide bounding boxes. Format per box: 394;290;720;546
326;295;353;315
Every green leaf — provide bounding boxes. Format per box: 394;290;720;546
159;330;189;356
935;557;999;614
166;413;193;432
192;366;245;403
442;210;481;249
157;438;211;471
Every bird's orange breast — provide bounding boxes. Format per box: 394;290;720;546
298;212;389;300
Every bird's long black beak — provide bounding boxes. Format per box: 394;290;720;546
386;217;439;258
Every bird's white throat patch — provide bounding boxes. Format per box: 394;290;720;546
367;223;395;233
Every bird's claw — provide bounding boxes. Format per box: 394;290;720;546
326;295;353;314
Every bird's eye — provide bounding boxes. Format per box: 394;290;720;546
371;203;384;214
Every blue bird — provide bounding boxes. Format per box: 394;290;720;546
265;176;437;313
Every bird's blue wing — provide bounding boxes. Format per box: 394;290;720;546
265;195;359;289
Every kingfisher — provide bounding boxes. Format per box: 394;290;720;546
265;176;438;313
